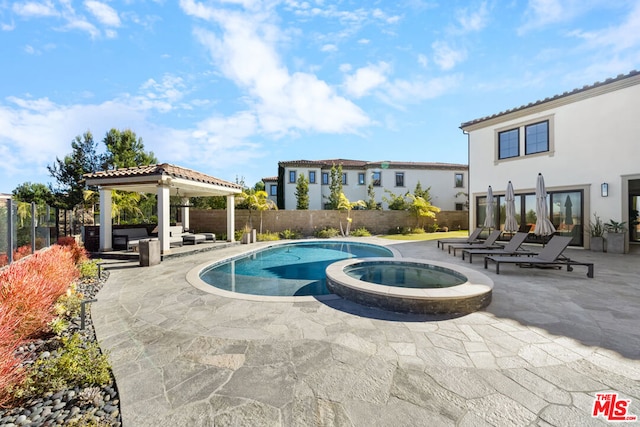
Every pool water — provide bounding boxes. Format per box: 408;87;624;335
199;241;393;296
344;261;466;288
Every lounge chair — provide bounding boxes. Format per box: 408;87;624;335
449;230;503;255
437;227;484;250
461;232;531;262
484;235;594;278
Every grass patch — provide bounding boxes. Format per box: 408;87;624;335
380;230;469;241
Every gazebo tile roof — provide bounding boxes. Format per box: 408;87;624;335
84;163;242;190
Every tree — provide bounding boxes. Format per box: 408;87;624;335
295;174;309;210
326;163;343;210
47;131;101;209
383;189;409;210
12;182;53;206
337;193;366;236
407;194;441;228
101;128;157;169
365;183;380;210
238;190;277;233
413;181;432;202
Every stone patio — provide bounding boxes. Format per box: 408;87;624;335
92;238;640;426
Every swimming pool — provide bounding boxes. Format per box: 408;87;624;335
344;260;467;288
197;241;394;297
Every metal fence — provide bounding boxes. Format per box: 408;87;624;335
1;199;57;267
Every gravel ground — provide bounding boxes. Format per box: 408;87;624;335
0;270;122;427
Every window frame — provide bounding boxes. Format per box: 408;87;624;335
524;120;549;155
321;172;329;185
455;173;464;188
494;114;555;162
372;171;382;187
269;184;277;196
342;173;348;185
309;171;316;184
289;170;296;184
498;128;520;160
358;172;365;185
395;172;405;187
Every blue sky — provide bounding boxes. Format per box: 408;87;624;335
1;0;639;194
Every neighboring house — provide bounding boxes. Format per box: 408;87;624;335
460;69;640;250
270;159;468;211
262;176;278;206
0;193;11;200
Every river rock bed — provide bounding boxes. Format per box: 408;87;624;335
0;270;121;426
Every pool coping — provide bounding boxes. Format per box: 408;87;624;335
325;257;494;314
185;239;403;302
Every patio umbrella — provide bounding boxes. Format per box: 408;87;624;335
483;186;495;230
504;181;519;233
564;195;573;225
535;173;556;241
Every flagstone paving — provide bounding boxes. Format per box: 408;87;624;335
93;238;640;426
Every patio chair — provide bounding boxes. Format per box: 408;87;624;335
437;227;484;250
461;232;531;263
484;235;594;278
449;230;502;255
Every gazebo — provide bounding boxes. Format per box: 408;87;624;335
84;163;243;254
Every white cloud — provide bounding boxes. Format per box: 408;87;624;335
417;53;428;68
456;2;489;33
321;44;337;52
84;1;121;27
2;22;16;31
432;41;467;70
571;2;640;52
344;62;391;98
12;1;58;18
182;0;371;135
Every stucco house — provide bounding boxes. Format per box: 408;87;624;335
460;70;640;251
268;159;468;211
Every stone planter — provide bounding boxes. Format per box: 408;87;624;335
241;232;251;244
590;236;604;252
606;232;626;254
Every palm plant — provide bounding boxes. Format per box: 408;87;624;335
337;193;366;237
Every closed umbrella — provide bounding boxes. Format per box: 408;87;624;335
504;181;519;233
483;186;494;230
564;195;573;225
535;173;556;242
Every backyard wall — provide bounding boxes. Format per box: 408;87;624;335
189;209;468;236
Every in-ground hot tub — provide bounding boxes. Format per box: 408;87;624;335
326;258;493;315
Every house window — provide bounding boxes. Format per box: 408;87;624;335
525;121;549;155
372;171;381;186
270;185;277;196
322;172;329;185
498;128;519;159
309;171;316;184
455;203;464;211
289;170;296;183
455;173;464;188
358;173;365;185
342;173;348;185
395;172;404;187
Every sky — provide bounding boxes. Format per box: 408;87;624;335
1;0;640;194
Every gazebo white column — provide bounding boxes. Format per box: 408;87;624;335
99;188;112;251
158;184;171;254
227;194;235;242
181;197;190;231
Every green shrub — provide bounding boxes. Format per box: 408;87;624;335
78;259;100;279
257;232;280;241
426;223;440;233
350;227;371;237
314;227;340;238
280;229;302;239
17;333;112;398
411;227;426;234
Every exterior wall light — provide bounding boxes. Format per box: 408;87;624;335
601;183;609;197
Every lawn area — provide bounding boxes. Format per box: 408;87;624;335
380;230;470;241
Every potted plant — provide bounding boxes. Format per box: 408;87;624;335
588;214;605;252
605;219;627;254
241;225;252;244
